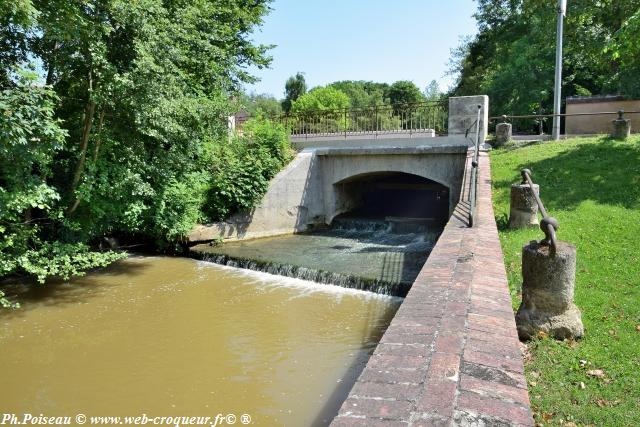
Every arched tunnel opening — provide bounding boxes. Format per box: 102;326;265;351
332;172;450;230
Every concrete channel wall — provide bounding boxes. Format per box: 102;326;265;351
188;150;323;242
330;151;534;427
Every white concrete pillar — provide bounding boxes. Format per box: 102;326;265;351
448;95;489;145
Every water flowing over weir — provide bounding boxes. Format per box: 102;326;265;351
190;216;443;297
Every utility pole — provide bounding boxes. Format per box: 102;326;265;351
552;0;566;140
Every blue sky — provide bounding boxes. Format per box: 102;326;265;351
245;0;478;98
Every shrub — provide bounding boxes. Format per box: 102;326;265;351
206;117;292;221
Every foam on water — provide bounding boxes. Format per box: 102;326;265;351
191;216;443;298
195;259;404;303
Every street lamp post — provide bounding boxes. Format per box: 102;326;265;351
552;0;566;140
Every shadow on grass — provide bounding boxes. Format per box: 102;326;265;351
494;141;640;211
500;139;546;151
495;211;510;231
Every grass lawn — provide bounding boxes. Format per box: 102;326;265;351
490;135;640;427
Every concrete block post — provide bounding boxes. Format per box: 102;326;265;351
516;240;584;340
509;183;540;228
611;110;631;140
495;120;512;147
448;95;489;145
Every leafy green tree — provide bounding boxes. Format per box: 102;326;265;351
387;80;425;105
450;0;640;121
242;93;282;117
291;86;350;114
424;80;443;101
608;9;640;98
282;72;306;113
0;0;37;87
207;118;292;220
0;0;280;294
289;86;350;133
327;80;387;109
0;75;124;306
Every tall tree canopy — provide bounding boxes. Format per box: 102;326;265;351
424;80;443;101
387;80;425;106
291;86;350;114
327;80;388;109
0;0;291;293
450;0;640;119
241;93;282;116
281;72;306;113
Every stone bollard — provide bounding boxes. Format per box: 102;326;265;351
516;240;584;340
611;110;631;140
495;121;512;147
509;183;539;228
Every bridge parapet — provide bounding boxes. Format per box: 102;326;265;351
291;134;469;150
448;95;489;144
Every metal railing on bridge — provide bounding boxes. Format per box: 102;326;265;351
276;101;448;139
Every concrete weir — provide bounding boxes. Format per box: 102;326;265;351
330;152;534;427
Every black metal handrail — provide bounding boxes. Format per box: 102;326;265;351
468;104;482;227
278;100;447;117
521;169;559;255
275;101;448;137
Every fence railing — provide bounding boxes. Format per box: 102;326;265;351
489;110;640;135
469;105;482;227
275;101;448;138
520;168;559;255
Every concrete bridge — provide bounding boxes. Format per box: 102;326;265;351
189;144;470;242
188;96;488;243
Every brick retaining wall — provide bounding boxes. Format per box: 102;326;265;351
331;151;534;427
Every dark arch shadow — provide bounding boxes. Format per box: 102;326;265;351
332;171;450;223
334;169;449;188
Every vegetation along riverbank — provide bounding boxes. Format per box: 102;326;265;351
0;1;293;308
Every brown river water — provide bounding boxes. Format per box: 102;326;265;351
0;256;401;426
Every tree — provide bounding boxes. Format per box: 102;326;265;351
207;117;291;221
387;80;425;105
449;0;640;121
242;93;282;117
291;86;350;114
282;72;306;113
0;74;124;299
0;0;37;88
327;80;387;109
608;8;640;98
0;0;279;290
424;80;442;101
289;86;350;133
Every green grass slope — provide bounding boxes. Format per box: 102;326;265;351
490;135;640;427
